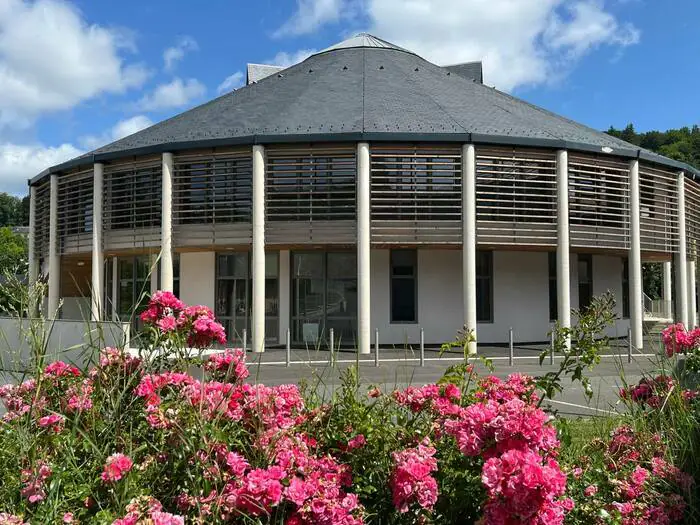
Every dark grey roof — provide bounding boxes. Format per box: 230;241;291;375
444;62;483;84
246;64;285;85
32;34;698;182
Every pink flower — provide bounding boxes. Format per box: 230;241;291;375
156;315;178;332
367;387;382;398
584;484;598;497
101;453;133;483
62;512;74;523
44;361;80;378
390;441;439;513
347;434;367;450
631;465;649;487
0;514;28;525
37;413;64;432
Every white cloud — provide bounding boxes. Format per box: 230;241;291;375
163;36;198;72
0;143;83;195
137;78;206;111
268;49;317;68
545;1;640;58
79;115;154;150
216;71;244;95
0;0;149;128
274;0;346;37
276;0;640;91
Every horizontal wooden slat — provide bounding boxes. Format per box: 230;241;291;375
476;147;556;246
57;169;93;255
640;163;678;254
371;144;461;244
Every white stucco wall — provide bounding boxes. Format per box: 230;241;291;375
592;254;630;338
179;252;216;310
61;297;91;321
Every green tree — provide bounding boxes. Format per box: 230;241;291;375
0;226;28;275
0;192;28;227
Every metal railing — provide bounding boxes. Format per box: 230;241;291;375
215;325;656;368
643;292;672;320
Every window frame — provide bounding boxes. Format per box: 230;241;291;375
390;249;418;324
476;250;494;323
578;254;593;311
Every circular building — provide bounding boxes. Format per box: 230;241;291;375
28;34;700;353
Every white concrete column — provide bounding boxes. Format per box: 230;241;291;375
663;261;673;319
462;144;477;354
161;152;174;293
252;145;266;353
357;142;371;355
48;173;60;317
28;185;38;287
278;250;291;344
689;258;697;328
111;257;118;322
556;150;571;346
629;159;643;350
676;172;689;327
91;163;104;322
150;254;159;295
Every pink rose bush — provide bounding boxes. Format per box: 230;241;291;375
565;426;691;524
0;296;694;524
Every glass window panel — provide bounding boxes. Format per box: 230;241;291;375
265;252;279;277
391;280;416;322
327;253;356;279
293;253;323;278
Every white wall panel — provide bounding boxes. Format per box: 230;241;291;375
180;252;216;311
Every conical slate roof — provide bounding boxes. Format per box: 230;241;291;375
36;34;696;179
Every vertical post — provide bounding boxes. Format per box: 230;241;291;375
161;153;174;292
28;185;38;315
549;331;554;365
149;254;159;294
91;163;104;321
419;327;425;367
627;327;632;363
689;257;697;329
357;142;371;355
462;144;477;355
252;145;266;353
278;250;291;344
48;173;60;317
111;257;118;322
556;150;571;348
242;328;247;353
629;159;643;350
676;171;689;327
374;328;379;367
329;328;334;355
663;260;673;319
508;327;514;366
285;328;291;367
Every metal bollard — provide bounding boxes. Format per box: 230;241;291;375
329;328;335;365
374;328;380;367
628;327;632;364
508;327;514;367
285;328;291;367
420;328;425;367
549;332;554;365
242;329;247;354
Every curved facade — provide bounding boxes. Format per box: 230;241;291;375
27;35;700;352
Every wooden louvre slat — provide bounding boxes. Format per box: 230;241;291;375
173;149;253;246
476;147;557;246
686;177;700;258
34;180;51;262
103;157;162;250
370;144;461;244
568;154;630;250
57;169;93;255
639;163;679;253
266;144;356;244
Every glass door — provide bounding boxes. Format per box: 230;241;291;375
291;251;357;346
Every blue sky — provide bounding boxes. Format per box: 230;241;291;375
0;0;698;195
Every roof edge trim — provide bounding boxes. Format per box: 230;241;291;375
29;133;699;185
